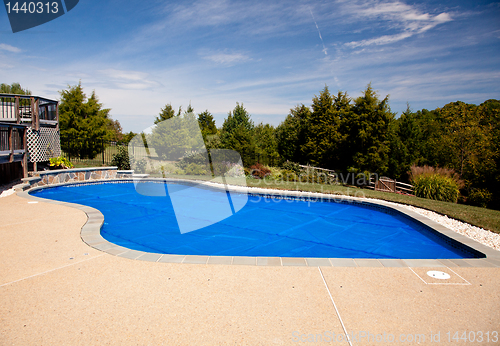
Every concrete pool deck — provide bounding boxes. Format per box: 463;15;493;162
1;193;500;345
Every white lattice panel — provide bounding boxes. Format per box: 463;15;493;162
27;127;61;162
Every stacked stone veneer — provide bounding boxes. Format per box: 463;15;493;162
19;167;135;190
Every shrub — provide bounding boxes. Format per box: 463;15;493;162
184;163;208;175
178;152;209;170
250;163;271;179
411;173;460;203
133;158;148;173
267;166;283;181
409;165;463;203
159;163;185;176
49;156;73;169
409;165;463;189
111;146;130;170
467;188;493;208
281;161;301;175
283;170;298;182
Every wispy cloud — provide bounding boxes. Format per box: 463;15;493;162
342;0;453;48
200;50;251;65
0;43;22;53
346;32;412;48
97;69;161;90
160;0;311;36
167;0;236;27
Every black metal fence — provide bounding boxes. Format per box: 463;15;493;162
62;139;122;167
61;137;278;169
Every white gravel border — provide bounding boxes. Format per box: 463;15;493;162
375;199;500;252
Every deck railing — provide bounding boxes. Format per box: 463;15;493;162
0;93;58;130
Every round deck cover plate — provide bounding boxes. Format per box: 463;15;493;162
426;270;451;280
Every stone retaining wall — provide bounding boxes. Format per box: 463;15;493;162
17;167;135;190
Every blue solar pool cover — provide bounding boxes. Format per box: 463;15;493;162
32;182;474;259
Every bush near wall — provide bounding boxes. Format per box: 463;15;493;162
412;174;460;203
111;146;130;170
250;163;271;179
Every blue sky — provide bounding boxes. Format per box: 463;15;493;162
1;0;499;132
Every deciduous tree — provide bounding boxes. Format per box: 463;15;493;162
0;82;31;95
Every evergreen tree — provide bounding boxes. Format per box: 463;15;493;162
197;110;218;150
331;91;353;168
342;84;394;173
59;82;114;159
387;104;424;179
221;103;254;135
198;111;216;133
197;110;217;136
155;103;194;124
302;87;346;169
185;103;194;115
219;103;256;166
154;104;177;124
275;104;310;164
254;123;279;166
149;110;204;161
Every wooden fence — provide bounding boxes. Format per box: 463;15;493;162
368;176;413;194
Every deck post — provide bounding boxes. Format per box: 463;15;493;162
15;97;20;124
8;125;13;163
22;127;28;178
56;103;59;131
34;98;39;131
30;97;35;129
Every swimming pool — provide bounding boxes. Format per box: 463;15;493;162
30;180;482;259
